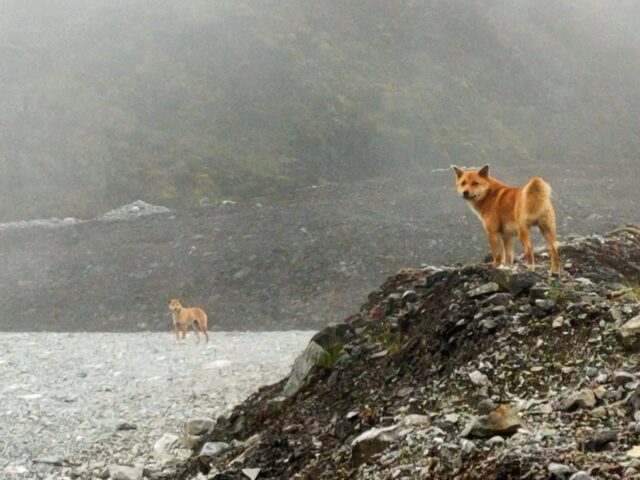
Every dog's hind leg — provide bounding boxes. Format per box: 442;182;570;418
502;235;515;266
518;226;535;270
200;314;209;343
538;209;560;275
202;321;209;343
191;322;200;344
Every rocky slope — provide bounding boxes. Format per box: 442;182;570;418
0;171;634;333
172;226;640;479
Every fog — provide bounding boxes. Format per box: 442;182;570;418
1;0;639;333
1;0;639;221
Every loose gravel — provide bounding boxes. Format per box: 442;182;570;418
0;331;314;479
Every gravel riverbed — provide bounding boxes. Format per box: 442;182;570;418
0;331;314;479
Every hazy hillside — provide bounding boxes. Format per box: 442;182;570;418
1;0;639;221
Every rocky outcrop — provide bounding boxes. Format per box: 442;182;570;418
174;226;640;479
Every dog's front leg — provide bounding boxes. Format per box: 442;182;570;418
173;320;180;342
487;231;503;267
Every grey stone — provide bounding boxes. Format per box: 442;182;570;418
351;415;429;466
469;282;500;298
402;290;418;303
484;293;512;306
152;433;180;462
199;441;231;458
619;315;640;351
477;398;497;415
486;436;505;447
115;422;137;431
185;418;215;436
558;389;596;411
461;405;523;438
569;472;592;480
108;464;143;480
506;273;537;295
613;371;636;387
548;462;575;477
282;341;327;396
469;370;490;387
535;299;557;311
242;468;262;480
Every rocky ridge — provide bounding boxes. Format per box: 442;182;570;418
171;226;640;479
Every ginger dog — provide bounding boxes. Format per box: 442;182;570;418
451;165;559;274
168;298;209;343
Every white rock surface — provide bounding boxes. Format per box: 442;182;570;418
0;331;313;479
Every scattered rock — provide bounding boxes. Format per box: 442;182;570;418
402;290;418;304
548;462;575;478
619;315;640;351
351;415;429;465
186;418;215;436
108;464;143;480
461;405;523;438
583;429;618;452
558;389;597;411
116;422;137;431
568;472;592;480
535;298;557;311
506;272;537;295
469;370;490;387
32;456;66;466
477;398;498;414
282;341;327;396
484;293;512;306
153;433;180;460
200;442;232;458
613;371;636;387
469;282;500;298
242;468;262;480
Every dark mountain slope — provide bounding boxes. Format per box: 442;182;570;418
1;0;639;220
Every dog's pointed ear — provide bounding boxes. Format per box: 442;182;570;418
478;164;490;178
451;165;464;179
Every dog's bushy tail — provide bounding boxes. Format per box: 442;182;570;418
522;176;552;216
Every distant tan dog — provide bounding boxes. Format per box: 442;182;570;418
167;298;209;343
451;164;560;274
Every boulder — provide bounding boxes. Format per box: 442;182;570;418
282;341;327;397
619;315;640;350
283;324;355;397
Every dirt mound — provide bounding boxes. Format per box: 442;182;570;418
176;226;640;479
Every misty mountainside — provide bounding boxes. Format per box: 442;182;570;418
1;0;640;221
0;171;635;333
